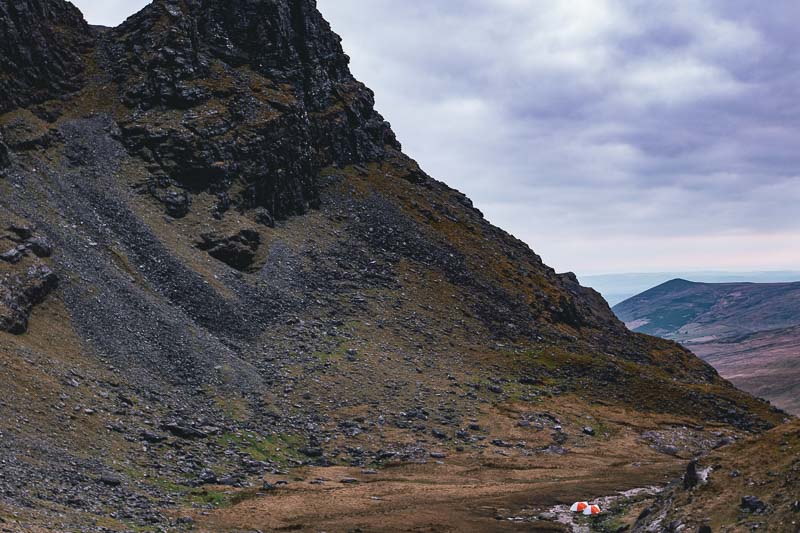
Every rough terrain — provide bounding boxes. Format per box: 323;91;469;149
0;1;794;532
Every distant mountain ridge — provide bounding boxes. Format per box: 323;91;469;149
613;279;800;342
614;279;800;414
580;271;800;306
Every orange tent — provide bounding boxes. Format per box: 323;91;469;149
570;502;589;512
582;504;602;516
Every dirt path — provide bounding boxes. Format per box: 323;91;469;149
191;436;684;532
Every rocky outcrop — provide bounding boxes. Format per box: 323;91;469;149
0;0;92;114
107;0;399;221
0;263;58;333
0;225;58;333
196;229;260;271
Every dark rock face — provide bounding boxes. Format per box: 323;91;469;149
0;264;58;334
108;0;400;221
196;229;261;271
0;0;91;113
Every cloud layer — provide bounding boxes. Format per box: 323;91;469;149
72;0;800;274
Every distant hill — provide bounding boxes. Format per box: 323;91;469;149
580;271;800;306
614;279;800;414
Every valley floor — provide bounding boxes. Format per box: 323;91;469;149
179;401;724;533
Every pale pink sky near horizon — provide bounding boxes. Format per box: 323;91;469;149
70;0;800;276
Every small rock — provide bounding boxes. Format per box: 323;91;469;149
300;446;323;458
253;207;275;227
161;422;207;439
0;247;24;263
713;436;735;449
141;431;167;443
582;426;595;436
431;429;448;440
660;445;680;456
741;496;767;513
99;474;122;487
684;460;701;490
26;237;53;258
198;470;217;485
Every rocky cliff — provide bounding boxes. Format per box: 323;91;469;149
0;1;789;531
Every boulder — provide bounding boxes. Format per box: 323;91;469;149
161;422;208;439
683;459;700;490
741;496;767;513
196;230;261;271
0;264;59;333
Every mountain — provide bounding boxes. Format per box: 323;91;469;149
614;279;800;414
613;279;800;342
0;1;790;531
580;271;800;306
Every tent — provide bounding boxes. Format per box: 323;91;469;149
570;502;589;512
582;504;602;516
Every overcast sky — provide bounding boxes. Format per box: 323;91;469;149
72;0;800;275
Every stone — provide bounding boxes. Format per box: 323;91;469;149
198;470;217;485
300;447;323;458
0;247;25;263
684;459;701;490
161;422;208;439
99;474;123;487
141;431;167;443
741;496;767;513
0;264;59;334
26;237;53;258
7;225;33;241
196;230;261;271
582;426;595;436
162;190;191;219
253;207;275;228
